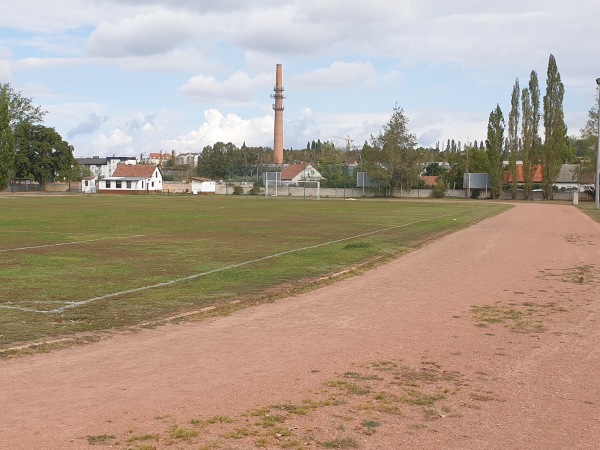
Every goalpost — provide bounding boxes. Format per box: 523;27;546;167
265;179;321;199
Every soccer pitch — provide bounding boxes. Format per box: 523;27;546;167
0;195;509;347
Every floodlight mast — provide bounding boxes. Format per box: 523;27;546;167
596;78;600;209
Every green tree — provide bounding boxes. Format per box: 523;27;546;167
578;94;598;183
0;86;15;190
14;122;76;185
521;71;541;200
423;162;445;176
0;82;46;129
541;54;567;200
486;104;505;199
508;79;520;199
363;104;419;195
444;145;489;189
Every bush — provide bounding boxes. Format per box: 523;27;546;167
431;178;447;198
232;185;244;195
248;181;262;196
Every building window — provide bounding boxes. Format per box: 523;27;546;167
116;181;122;188
151;181;154;188
141;181;144;189
84;180;88;187
105;181;111;188
126;181;132;189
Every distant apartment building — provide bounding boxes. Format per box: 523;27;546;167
76;156;137;180
149;152;173;166
175;152;201;167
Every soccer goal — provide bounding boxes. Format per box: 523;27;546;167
265;179;321;199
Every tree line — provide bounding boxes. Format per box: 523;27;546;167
3;53;597;196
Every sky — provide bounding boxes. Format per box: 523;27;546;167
1;0;599;158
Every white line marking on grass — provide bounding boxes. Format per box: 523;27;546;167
0;235;146;252
1;205;492;315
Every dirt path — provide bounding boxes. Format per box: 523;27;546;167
1;203;599;449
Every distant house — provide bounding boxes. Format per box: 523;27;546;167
503;163;584;190
149;152;173;166
502;164;543;185
189;177;216;194
98;164;163;194
281;163;322;182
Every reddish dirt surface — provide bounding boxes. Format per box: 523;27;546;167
1;203;599;449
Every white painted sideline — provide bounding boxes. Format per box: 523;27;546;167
0;235;146;253
0;206;492;315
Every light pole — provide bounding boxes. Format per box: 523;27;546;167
596;78;600;209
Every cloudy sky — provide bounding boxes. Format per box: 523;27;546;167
1;0;598;158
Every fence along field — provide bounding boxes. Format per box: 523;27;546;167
0;195;508;349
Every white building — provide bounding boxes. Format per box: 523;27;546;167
280;163;322;182
98;164;163;194
189;177;216;194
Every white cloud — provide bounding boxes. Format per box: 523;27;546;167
85;9;199;57
163;108;274;151
178;71;272;104
295;61;399;90
92;129;134;152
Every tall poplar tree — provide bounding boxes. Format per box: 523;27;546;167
508;79;520;199
0;86;15;191
541;54;566;200
522;71;541;200
486;104;505;199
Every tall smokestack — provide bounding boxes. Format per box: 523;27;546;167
272;64;284;165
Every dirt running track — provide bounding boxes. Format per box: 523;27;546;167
1;203;600;449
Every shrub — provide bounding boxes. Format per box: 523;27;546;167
232;185;244;195
431;178;447;198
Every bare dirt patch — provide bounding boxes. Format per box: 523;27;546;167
1;203;599;449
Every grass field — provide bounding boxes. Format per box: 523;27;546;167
0;195;510;349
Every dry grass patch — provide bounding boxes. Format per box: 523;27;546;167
471;300;569;333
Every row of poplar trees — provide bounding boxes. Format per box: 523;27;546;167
486;54;568;200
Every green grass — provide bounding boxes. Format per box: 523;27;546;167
578;203;600;224
0;195;509;348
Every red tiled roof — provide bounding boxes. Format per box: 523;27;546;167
149;153;172;159
503;164;543;184
421;175;438;187
281;163;310;180
113;164;158;178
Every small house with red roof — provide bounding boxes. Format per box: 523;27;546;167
280;163;322;182
98;164;163;194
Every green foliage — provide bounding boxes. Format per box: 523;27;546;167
578;96;599;181
0;86;15;190
541;54;567;200
507;79;520;199
14;122;76;185
232;185;244;195
423;162;445;176
363;103;421;194
197;142;270;180
0;82;46;129
486;104;505;199
431;177;447;198
444;145;488;189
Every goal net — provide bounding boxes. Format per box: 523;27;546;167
264;180;321;199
